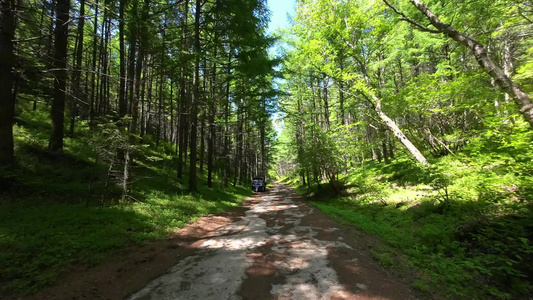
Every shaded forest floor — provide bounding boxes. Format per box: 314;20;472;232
284;134;533;299
0;101;251;297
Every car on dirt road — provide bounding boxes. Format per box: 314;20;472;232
252;177;266;192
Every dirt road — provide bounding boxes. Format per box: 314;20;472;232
31;183;417;300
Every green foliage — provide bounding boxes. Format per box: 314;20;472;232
296;132;533;299
370;247;396;268
0;184;249;294
272;0;533;298
1;102;251;295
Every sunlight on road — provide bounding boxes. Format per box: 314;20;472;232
128;184;403;300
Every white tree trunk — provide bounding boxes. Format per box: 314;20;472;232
371;93;428;165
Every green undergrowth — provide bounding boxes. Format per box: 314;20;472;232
0;101;251;295
289;124;533;299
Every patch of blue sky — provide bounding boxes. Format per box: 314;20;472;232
267;0;297;34
267;0;296;136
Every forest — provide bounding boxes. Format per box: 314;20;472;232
0;0;276;295
274;0;533;298
1;0;533;299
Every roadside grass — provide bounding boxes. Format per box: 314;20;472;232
291;124;533;299
0;101;251;295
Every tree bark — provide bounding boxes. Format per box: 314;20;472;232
233;106;242;187
0;0;16;166
118;0;127;118
207;57;216;187
170;81;175;145
177;0;189;179
140;57;149;137
188;0;201;192
127;0;138;118
338;51;345;126
156;29;165;148
222;49;231;187
207;110;215;187
371;93;428;165
145;65;154;136
100;8;110;115
260;122;266;175
49;0;70;151
117;0;130;202
69;0;85;137
199;112;205;172
199;59;207;173
323;78;330;130
89;0;98;128
382;137;390;164
122;146;131;202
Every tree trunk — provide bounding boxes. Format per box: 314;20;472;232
199;113;205;172
93;7;103;117
234;107;242;187
140;57;148;137
49;0;70;151
177;0;189;179
170;81;175;145
127;0;138;118
47;0;55;67
69;0;85;137
382;137;390;164
118;0;130;201
156;30;165;149
338;51;345;125
260;121;266;175
188;0;201;192
323;78;330;130
146;66;154;135
100;10;110;115
371;93;428;165
89;0;98;128
199;59;207;173
0;0;16;166
223;49;232;187
118;0;127;118
122;146;131;202
207;57;216;187
96;2;108;116
388;136;395;159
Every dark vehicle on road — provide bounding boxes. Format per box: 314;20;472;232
252;177;266;192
